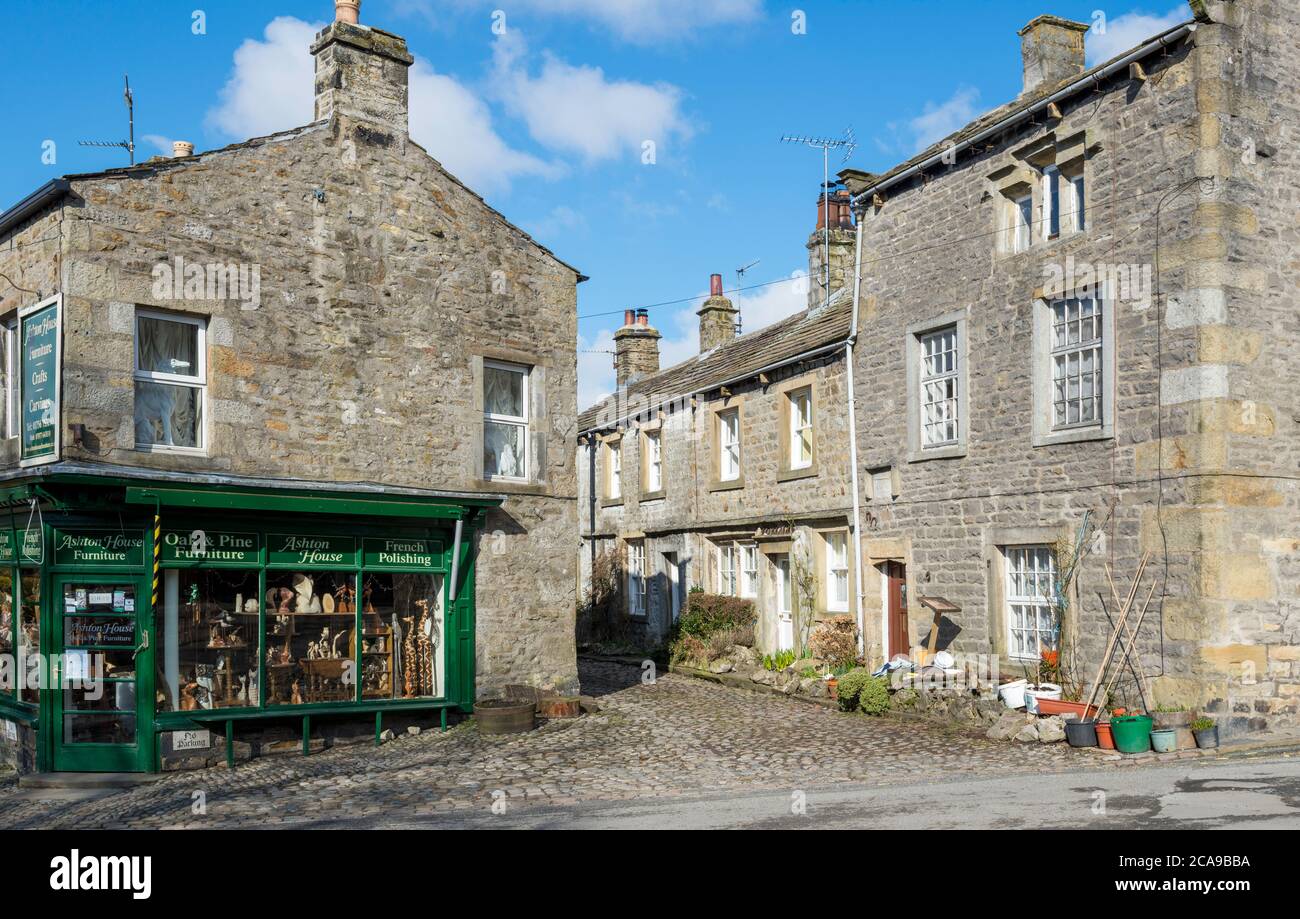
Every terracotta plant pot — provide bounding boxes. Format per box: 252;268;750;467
1096;722;1116;750
826;678;838;702
1034;697;1100;720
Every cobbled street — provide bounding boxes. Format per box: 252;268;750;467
0;661;1148;829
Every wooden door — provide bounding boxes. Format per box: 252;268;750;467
885;561;909;658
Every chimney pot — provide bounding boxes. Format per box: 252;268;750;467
172;141;194;158
637;310;649;327
709;273;724;297
335;0;361;24
623;309;635;327
1017;15;1089;96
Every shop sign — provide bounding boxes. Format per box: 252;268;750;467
18;294;61;467
162;529;259;564
268;533;356;568
170;729;211;752
66;617;135;647
0;527;43;565
53;530;147;567
362;537;444;571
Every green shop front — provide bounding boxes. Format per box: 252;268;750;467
0;473;498;773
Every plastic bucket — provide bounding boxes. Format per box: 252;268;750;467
1064;719;1098;748
1150;729;1177;753
1024;683;1063;714
999;679;1028;709
1111;715;1154;754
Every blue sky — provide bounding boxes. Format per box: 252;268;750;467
2;0;1188;407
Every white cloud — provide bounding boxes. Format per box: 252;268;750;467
398;0;762;44
204;17;556;192
578;274;807;408
1087;7;1187;65
142;134;177;156
525;205;588;241
908;86;981;152
491;32;691;163
205;17;321;139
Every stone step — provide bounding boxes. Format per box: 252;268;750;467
18;772;163;790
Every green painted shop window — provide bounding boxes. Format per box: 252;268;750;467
0;568;12;697
360;573;445;699
265;571;357;706
18;570;39;703
157;569;260;713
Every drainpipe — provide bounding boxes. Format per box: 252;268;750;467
448;516;464;602
846;209;867;658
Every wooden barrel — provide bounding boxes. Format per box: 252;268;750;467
473;700;536;735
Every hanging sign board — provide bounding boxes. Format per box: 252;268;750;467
53;530;148;568
268;533;356;568
0;526;43;565
162;529;260;565
362;537;444;571
18;294;61;467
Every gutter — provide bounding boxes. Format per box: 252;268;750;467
0;179;70;238
850;21;1196;207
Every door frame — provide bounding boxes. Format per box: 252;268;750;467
881;561;909;659
50;572;154;773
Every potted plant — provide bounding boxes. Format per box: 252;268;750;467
1191;717;1219;749
1020;651;1063;714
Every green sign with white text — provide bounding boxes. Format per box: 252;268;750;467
0;527;43;565
268;533;356;568
162;530;260;565
19;296;60;465
53;530;147;568
362;537;444;571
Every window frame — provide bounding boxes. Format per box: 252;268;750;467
482;358;531;483
824;531;849;612
641;427;663;498
788;387;813;471
717;543;738;597
1012;193;1033;253
2;318;17;440
133;308;208;454
605;438;622;501
716;407;742;484
739;543;759;599
1032;292;1115;447
1003;545;1059;662
626;539;647;618
906;312;969;462
1042;165;1061;241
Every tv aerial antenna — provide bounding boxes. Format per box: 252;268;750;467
781;127;857;306
79;75;136;165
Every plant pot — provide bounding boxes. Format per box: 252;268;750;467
1111;715;1154;754
1194;726;1219;749
826;678;838;702
998;679;1029;709
1095;722;1115;749
473;699;536;735
1023;682;1063;715
1034;697;1100;720
1150;729;1177;753
1064;719;1098;748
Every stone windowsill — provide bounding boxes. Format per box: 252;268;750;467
907;444;967;464
600;496;624;508
708;477;745;493
776;463;819;483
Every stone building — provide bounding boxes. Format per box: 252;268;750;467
0;2;581;773
841;0;1298;737
578;195;859;653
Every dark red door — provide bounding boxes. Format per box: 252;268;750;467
885;562;909;658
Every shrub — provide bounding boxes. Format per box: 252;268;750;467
677;593;757;639
809;615;859;669
669;635;708;668
835;667;890;715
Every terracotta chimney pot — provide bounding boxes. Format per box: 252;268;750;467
335;0;361;25
172;141;194;158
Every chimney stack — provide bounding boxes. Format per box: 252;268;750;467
614;308;661;387
697;273;739;353
311;1;414;138
1018;15;1089;96
172;141;194;158
807;189;856;309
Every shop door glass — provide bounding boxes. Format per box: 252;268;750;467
54;578;149;772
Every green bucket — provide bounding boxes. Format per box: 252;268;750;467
1111;715;1154;754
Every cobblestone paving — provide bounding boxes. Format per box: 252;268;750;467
0;661;1092;828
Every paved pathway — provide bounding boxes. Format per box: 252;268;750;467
1;661;1098;829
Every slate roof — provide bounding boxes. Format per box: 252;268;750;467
578;289;852;432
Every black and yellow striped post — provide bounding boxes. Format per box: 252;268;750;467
151;512;161;617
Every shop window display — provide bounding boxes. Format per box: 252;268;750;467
19;570;39;703
0;569;12;695
264;571;358;706
158;570;260;712
361;573;444;699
